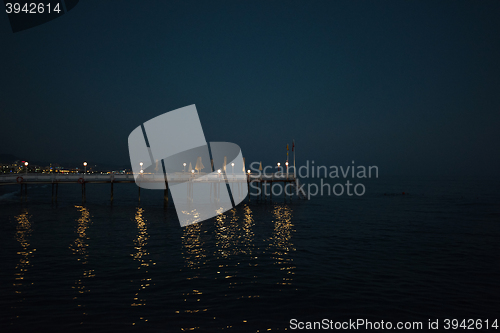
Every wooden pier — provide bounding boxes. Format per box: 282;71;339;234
0;173;308;203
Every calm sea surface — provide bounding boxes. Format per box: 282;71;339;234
0;177;499;332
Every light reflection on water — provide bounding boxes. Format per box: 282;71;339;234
13;209;35;298
3;193;303;331
178;203;295;330
270;205;296;288
182;221;207;272
214;205;256;259
130;207;155;324
2;179;500;331
70;205;94;315
179;217;209;331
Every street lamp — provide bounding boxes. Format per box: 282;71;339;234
140;162;143;174
277;162;281;175
83;161;87;174
285;161;289;178
183;162;186;172
24;161;28;175
231;162;234;176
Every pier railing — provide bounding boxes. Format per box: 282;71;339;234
0;173;135;184
0;172;297;185
0;172;307;201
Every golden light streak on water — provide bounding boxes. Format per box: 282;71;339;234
179;221;209;328
70;205;94;314
182;221;207;272
13;209;35;299
214;205;255;259
270;205;296;288
130;207;155;325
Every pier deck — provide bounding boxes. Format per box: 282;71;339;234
0;173;308;201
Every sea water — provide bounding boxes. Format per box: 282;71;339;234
0;177;499;331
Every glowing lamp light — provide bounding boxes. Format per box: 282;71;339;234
24;162;28;166
285;161;289;166
277;162;280;167
231;163;234;166
218;169;221;174
83;162;87;166
139;162;144;167
191;170;195;174
183;163;186;166
140;170;143;174
247;170;251;174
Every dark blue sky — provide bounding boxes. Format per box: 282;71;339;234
1;1;499;178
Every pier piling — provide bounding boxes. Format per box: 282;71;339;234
164;180;169;207
2;172;307;206
248;182;251;202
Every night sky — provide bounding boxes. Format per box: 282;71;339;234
1;1;499;178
